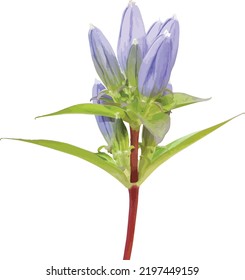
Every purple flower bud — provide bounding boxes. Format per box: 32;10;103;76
146;19;169;48
146;17;179;68
138;35;172;97
117;2;146;72
92;80;115;145
164;18;179;69
89;26;125;90
92;81;129;163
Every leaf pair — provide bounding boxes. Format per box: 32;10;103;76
36;92;209;138
3;114;243;188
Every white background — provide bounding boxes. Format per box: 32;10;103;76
0;0;245;279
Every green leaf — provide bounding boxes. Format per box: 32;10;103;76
138;113;244;185
3;138;131;188
158;92;210;111
96;152;116;164
36;103;126;120
143;113;170;143
172;92;210;109
139;102;170;143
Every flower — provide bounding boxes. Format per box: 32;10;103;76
89;26;125;90
126;39;142;87
116;3;179;97
146;17;179;69
92;80;115;146
92;80;129;149
89;3;179;98
117;2;146;72
138;35;172;97
89;2;180;144
138;17;179;97
92;80;130;170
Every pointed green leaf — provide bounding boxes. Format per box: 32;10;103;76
172;92;210;109
138;114;244;185
139;103;170;143
141;113;170;144
36;103;126;120
3;138;131;188
158;92;210;111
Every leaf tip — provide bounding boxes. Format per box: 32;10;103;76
35;115;43;120
0;137;14;142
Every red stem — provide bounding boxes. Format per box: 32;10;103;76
123;128;140;260
123;185;139;260
130;128;139;183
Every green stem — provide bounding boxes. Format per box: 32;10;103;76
123;128;139;260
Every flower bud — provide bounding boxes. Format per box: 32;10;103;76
146;17;179;68
92;81;130;171
164;18;179;69
89;26;125;90
126;39;142;87
92;81;115;146
117;2;146;72
138;35;172;97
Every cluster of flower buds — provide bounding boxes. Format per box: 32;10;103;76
89;2;179;97
89;1;179;172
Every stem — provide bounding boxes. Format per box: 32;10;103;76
123;185;139;260
130;128;139;183
123;128;140;260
